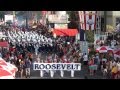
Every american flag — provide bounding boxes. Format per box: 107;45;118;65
78;11;97;30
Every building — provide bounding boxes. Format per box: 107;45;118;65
97;11;120;33
47;11;69;29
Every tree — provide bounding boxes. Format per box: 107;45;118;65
86;30;94;43
67;11;79;29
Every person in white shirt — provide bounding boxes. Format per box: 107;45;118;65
111;40;115;49
83;53;88;65
34;43;39;55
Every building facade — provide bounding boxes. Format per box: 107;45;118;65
98;11;120;32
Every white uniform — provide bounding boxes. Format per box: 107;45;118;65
70;62;74;77
60;69;64;77
50;69;54;78
40;70;44;77
60;61;64;77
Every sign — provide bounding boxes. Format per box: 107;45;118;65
33;63;81;71
4;15;14;23
80;41;88;55
48;14;69;23
54;24;68;29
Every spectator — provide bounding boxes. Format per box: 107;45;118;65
25;58;31;78
88;58;94;76
83;53;88;65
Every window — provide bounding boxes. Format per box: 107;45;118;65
101;17;104;32
51;11;56;14
116;17;120;26
96;16;101;30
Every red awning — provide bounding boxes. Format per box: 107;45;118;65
0;42;9;47
53;29;78;36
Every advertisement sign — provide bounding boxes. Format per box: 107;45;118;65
54;24;68;29
48;14;69;23
4;15;14;23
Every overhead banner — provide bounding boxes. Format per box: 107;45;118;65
33;63;81;71
78;11;97;30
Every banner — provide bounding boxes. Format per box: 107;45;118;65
33;63;81;71
78;11;97;30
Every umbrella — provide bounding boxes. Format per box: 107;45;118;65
114;49;120;58
96;46;113;53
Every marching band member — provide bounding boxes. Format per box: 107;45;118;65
40;60;44;77
60;60;64;78
50;61;54;78
71;61;75;78
45;56;50;74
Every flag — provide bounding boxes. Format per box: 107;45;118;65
78;11;97;30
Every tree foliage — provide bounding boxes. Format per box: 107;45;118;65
67;11;79;29
86;30;94;43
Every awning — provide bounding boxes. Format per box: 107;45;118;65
52;29;78;36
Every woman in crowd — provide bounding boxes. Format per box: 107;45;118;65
88;58;94;76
